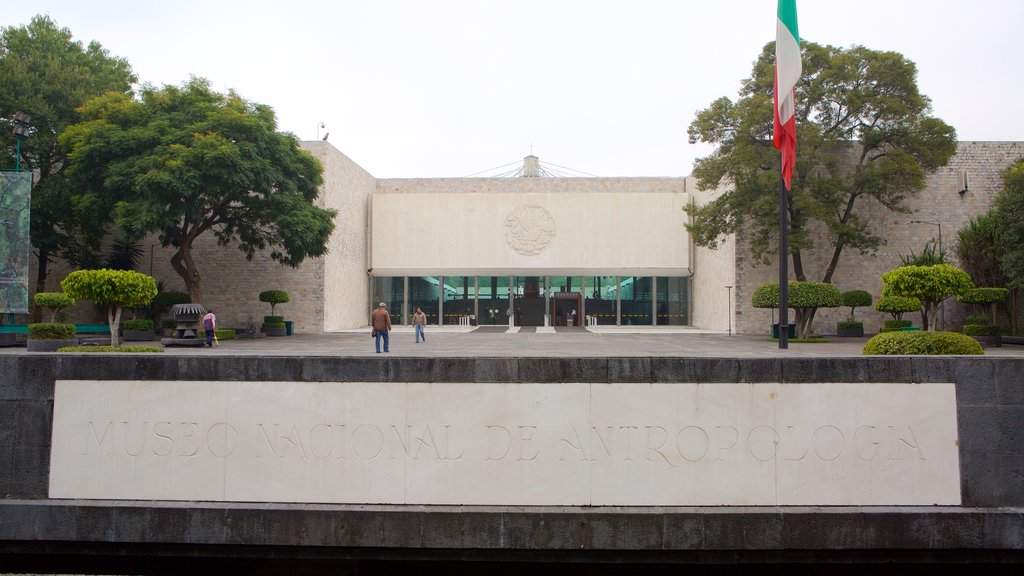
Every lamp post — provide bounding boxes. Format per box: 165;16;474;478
909;219;944;329
11;112;31;171
724;285;734;337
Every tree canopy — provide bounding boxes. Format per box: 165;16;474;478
881;264;973;330
751;281;841;338
60;78;337;304
0;15;136;300
686;42;957;284
995;158;1024;291
61;269;157;346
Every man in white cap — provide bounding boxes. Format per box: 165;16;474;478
371;302;392;353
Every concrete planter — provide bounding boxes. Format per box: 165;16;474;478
970;334;1002;348
26;338;78;352
836;324;864;337
124;330;156;341
265;326;287;337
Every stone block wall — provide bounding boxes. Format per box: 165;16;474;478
734;141;1024;336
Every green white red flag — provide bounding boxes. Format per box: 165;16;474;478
773;0;800;190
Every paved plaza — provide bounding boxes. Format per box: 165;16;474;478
4;326;1020;357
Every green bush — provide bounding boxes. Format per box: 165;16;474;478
882;319;913;332
263;321;286;329
61;269;158;347
838;321;863;329
751;282;842;309
28;323;76;340
863;331;984;355
963;324;1001;336
123;319;154;331
33;292;75;322
57;345;164;353
875;296;922;320
199;329;236;340
264;315;285;324
841;290;873;320
957;287;1010;305
259;290;290;316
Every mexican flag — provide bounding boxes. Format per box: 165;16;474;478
773;0;801;190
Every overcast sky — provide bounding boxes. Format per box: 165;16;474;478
10;1;1024;178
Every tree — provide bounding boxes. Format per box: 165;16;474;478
995;158;1024;329
686;42;956;287
61;269;157;347
751;281;841;338
841;289;872;321
60;78;336;305
954;210;1016;331
875;296;921;321
259;290;290;317
33;292;73;323
881;264;973;331
0;15;136;304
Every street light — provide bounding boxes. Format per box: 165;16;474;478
11;111;31;171
909;219;944;329
724;285;734;337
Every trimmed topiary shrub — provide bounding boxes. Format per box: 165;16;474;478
61;269;158;347
876;296;922;321
259;290;290;317
28;323;76;340
751;281;842;339
963;324;1001;336
881;264;974;330
841;290;873;321
124;319;154;331
33;292;75;322
863;331;984;355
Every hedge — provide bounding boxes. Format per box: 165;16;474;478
963;324;1001;336
28;323;76;340
123;319;154;331
863;331;984;355
957;287;1009;305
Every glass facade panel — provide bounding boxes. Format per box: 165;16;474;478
513;276;546;326
370;277;405;324
585;275;618;325
478;276;511;325
656;276;690;325
618;276;652;325
408;276;440;325
442;276;476;325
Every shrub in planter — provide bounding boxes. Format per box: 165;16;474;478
28;323;76;340
751;281;842;339
963;324;1001;336
27;322;78;352
863;331;983;355
263;315;285;325
263;321;286;336
123;318;156;341
882;319;913;332
837;320;864;337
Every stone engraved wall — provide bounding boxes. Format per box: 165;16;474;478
49;380;959;506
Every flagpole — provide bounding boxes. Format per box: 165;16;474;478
778;155;789;349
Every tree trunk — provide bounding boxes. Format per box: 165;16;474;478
108;305;121;347
170;243;204;304
32;249;51;323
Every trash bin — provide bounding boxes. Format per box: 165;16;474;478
771;323;796;338
284;320;293;336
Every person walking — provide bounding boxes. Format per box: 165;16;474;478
371;302;391;353
202;310;216;348
413;306;427;343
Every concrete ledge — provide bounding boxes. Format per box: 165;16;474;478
1;501;1023;553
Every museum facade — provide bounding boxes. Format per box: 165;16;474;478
112;140;1021;335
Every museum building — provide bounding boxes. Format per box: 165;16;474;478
127;140;1021;335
